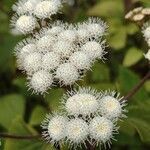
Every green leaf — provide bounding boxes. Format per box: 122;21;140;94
45;88;64;111
29;106;47;126
4;116;55;150
109;26;127;50
123;47;143;67
0;94;25;129
87;0;123;18
144;80;150;92
89;83;116;91
128;118;150;142
118;67;149;101
91;62;110;82
126;23;139;35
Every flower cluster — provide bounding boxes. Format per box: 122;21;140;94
125;7;150;22
15;18;107;94
142;22;150;61
10;0;63;34
41;87;127;149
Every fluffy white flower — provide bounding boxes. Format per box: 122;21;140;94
147;39;150;47
76;28;90;42
12;0;25;15
15;38;37;69
81;41;105;61
36;35;56;53
34;0;62;19
143;26;150;40
144;49;150;61
66;118;89;146
23;52;42;74
46;26;64;36
81;17;107;38
66;94;99;116
23;0;40;13
99;93;126;120
42;52;61;71
12;0;41;15
62;87;100;116
69;51;92;70
89;116;115;144
11;15;37;34
42;114;67;143
28;70;53;94
52;41;74;58
58;29;77;43
55;63;79;85
40;21;66;36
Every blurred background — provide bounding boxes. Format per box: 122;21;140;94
0;0;150;150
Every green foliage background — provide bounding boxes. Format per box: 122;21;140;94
0;0;150;149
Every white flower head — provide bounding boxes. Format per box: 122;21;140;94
12;0;41;15
57;29;77;43
14;38;37;70
142;22;150;40
11;15;37;34
52;41;75;58
42;52;61;71
34;0;62;19
61;87;100;117
23;52;42;74
40;21;66;36
69;51;92;70
55;63;79;85
28;70;53;94
147;38;150;47
36;34;56;54
12;0;27;15
42;113;67;144
81;17;107;39
99;91;127;120
144;49;150;61
66;118;89;147
89;116;118;147
142;8;150;15
76;27;90;42
80;40;106;61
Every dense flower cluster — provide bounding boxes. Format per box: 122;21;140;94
125;7;150;22
41;87;127;149
10;0;63;34
14;18;107;94
142;22;150;61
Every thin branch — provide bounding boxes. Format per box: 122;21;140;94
124;71;150;100
0;133;41;140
